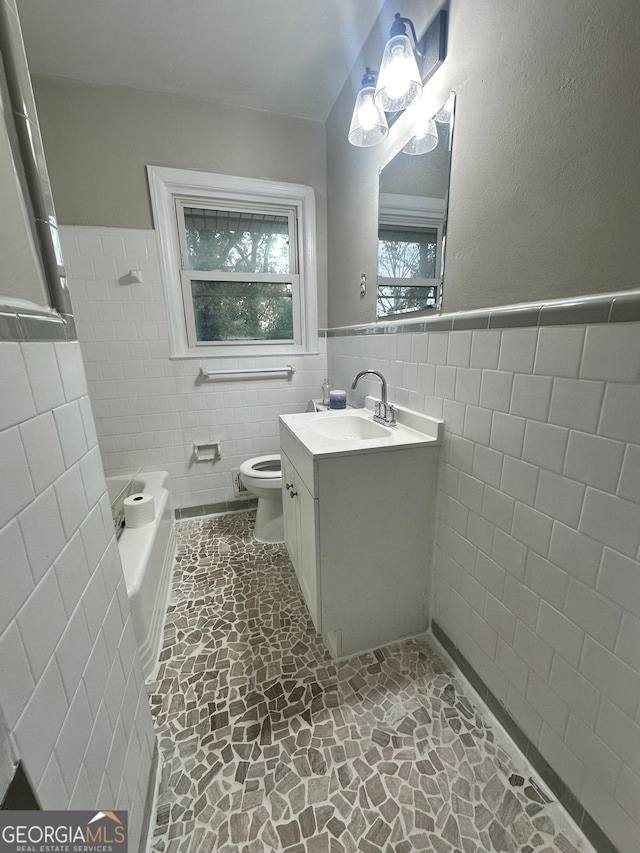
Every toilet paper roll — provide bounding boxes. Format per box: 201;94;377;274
124;492;155;528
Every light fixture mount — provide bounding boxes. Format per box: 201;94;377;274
404;9;448;88
389;13;425;56
360;67;378;88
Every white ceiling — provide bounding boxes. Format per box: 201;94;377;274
16;0;386;122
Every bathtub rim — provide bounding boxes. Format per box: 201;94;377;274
106;469;175;680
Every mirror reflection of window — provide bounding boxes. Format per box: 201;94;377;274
377;225;439;316
378;225;437;278
377;94;455;319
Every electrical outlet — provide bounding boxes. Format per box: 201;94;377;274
232;470;249;497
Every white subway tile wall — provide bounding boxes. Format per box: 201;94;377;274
0;340;155;850
328;322;640;853
60;225;328;510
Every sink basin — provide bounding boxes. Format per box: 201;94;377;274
309;414;392;441
280;400;443;459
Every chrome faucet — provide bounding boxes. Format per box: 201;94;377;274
351;370;397;426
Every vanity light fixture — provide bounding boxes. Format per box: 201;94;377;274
348;67;390;147
348;9;448;148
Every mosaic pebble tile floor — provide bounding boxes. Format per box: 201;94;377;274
147;511;595;853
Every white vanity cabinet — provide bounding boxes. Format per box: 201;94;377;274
279;405;442;659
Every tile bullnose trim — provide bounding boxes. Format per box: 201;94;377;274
430;620;620;853
139;741;160;853
322;288;640;337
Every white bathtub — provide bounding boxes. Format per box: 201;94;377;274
107;470;175;680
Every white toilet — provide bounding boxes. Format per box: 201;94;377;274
239;454;284;543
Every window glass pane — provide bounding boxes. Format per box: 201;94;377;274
191;280;293;342
184;207;290;273
377;284;438;316
378;226;438;279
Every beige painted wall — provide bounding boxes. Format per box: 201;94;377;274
327;0;640;324
31;76;329;325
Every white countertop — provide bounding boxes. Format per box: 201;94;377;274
280;398;443;460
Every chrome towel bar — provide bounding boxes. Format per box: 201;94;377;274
198;364;296;381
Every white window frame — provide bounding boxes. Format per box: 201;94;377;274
175;198;301;349
147;166;318;358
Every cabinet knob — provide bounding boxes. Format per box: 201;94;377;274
285;482;294;490
289;490;298;498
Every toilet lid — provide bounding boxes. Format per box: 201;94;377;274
240;454;281;479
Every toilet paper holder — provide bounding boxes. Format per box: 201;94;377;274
193;441;221;461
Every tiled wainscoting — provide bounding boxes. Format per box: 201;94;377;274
328;321;640;853
59;225;328;512
0;340;156;850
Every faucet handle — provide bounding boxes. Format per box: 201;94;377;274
373;401;397;426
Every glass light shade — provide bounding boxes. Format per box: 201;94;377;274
435;93;455;123
402;117;438;155
374;34;422;112
348;85;389;147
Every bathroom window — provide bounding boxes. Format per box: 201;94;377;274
147;167;318;358
178;203;299;346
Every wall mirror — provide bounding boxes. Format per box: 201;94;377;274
0;3;72;320
377;93;455;318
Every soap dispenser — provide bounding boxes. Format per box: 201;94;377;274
321;378;331;407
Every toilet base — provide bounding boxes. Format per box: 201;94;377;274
253;495;284;544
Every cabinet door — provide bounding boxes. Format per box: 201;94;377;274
281;451;320;630
281;452;299;571
296;478;319;629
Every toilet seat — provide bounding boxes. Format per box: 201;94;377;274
240;454;281;480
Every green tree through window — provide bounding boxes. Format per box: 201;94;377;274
191;280;293;341
183;206;294;342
